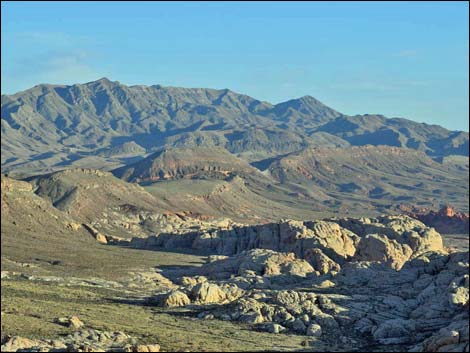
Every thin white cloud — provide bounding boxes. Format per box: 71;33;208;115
1;32;104;93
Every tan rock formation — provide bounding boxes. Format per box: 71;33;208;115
158;290;191;307
355;234;413;270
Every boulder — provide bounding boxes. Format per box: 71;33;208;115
190;282;244;304
372;319;416;345
239;312;265;324
67;222;82;231
0;336;44;352
130;344;161;352
55;316;85;329
449;286;469;307
199;249;316;279
238;250;314;277
95;232;108;244
180;276;207;287
290;318;307;333
260;323;286;334
158;290;191;307
301;221;358;258
417;319;469;352
0;329;155;352
306;323;322;337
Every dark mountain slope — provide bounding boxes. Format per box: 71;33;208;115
317;114;469;157
2;78;467;176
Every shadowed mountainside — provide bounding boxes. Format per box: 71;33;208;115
2;78;468;177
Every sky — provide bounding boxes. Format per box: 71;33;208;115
1;1;469;131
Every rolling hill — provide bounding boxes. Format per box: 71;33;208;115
266;145;469;212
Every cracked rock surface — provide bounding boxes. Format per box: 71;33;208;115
145;216;468;352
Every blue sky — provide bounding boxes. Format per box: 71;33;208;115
1;1;469;131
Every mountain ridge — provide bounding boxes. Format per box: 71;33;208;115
2;78;468;177
3;78;466;133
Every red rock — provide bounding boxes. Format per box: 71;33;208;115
398;204;469;234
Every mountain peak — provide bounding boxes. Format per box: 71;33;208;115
298;94;317;101
275;95;327;109
272;95;339;120
296;95;327;105
86;77;117;86
96;77;112;83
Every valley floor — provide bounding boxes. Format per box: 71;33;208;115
1;280;317;352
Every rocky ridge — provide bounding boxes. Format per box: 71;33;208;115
399;204;470;235
2;79;468;178
1;328;160;352
111;216;443;269
104;215;470;352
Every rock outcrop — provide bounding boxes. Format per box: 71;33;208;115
2;201;467;352
158;290;191;307
0;329;160;352
354;234;413;270
115;215;445;269
144;215;468;351
399;204;470;235
198;249;316;278
55;316;85;329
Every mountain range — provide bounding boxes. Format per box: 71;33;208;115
1;78;469;218
2;78;468;173
2;78;469;353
